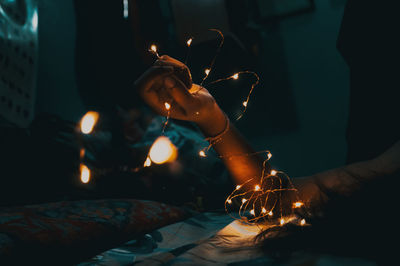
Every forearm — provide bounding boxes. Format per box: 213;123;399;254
307;141;400;199
196;105;267;186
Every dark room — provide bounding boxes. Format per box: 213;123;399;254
0;0;399;265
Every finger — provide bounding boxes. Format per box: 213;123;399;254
164;76;194;108
135;66;174;94
160;55;185;66
155;59;187;70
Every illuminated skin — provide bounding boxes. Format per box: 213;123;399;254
135;55;400;215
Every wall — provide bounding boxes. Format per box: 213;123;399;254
253;0;349;177
35;0;85;122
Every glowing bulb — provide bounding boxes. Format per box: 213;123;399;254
164;102;171;110
80;164;90;184
204;69;210;75
199;150;206;157
32;11;38;30
242;101;248;107
144;157;152;167
270;170;277;176
232;73;239;80
255;185;260;191
280;219;285;225
80;149;85;159
293;202;304;208
149;136;178;164
80;111;99;134
227;199;232;204
268;211;273;216
262;208;267;214
250;209;255;215
300;219;306;226
187;38;193;46
242;198;247;203
150;44;157;53
267;152;272;160
236;185;241;190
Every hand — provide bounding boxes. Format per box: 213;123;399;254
136;55;227;137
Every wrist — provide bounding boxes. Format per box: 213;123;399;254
196;105;227;137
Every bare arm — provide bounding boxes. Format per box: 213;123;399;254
135;55;400;210
196;103;267;186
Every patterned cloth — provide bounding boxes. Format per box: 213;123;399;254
81;212;377;266
0;199;189;265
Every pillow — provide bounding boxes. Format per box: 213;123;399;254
0;199;189;265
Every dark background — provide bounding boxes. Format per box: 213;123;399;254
34;0;349;178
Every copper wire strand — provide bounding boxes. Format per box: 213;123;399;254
200;29;225;87
145;31;308;227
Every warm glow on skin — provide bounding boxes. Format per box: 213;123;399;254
80;164;90;183
80;111;99;134
149;136;178;164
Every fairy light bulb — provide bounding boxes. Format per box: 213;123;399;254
199;150;206;157
149;136;178;164
242;198;247;203
293;202;304;208
250;209;255;215
80;111;99;134
232;73;239;80
205;69;210;75
236;185;241;190
80;164;90;184
187;38;193;46
255;185;260;191
149;44;160;58
268;211;273;216
267;152;272;160
300;219;306;226
280;218;285;225
262;208;267;214
80;148;85;159
227;199;232;204
144;157;152;167
164;102;171;111
270;170;277;176
242;101;248;107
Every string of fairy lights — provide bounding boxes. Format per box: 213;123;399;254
77;29;308;227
